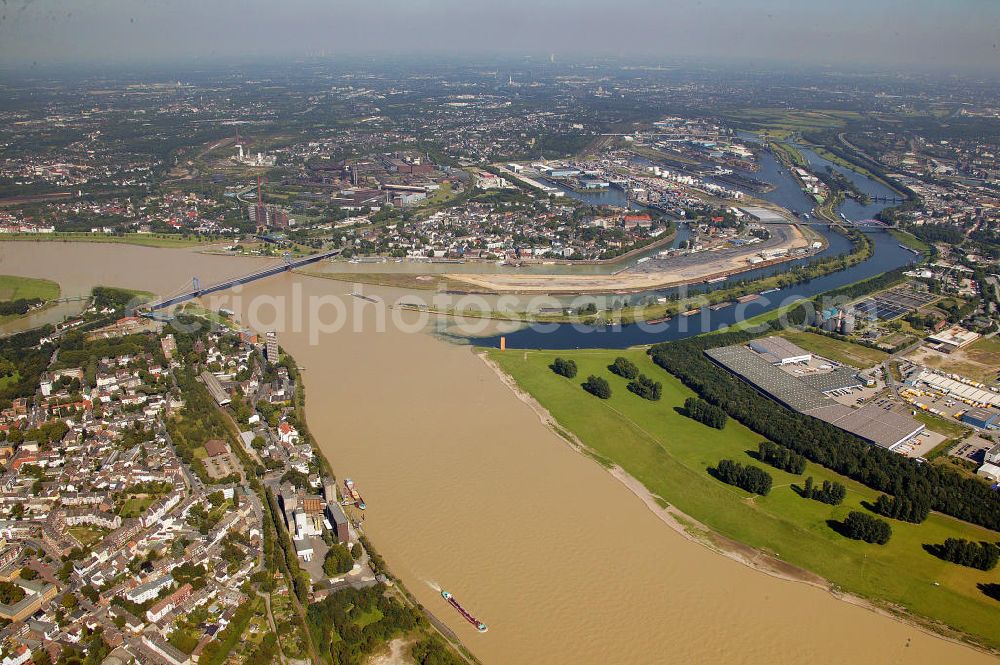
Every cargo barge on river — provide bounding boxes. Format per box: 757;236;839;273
441;590;488;633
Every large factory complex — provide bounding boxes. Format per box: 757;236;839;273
707;337;926;451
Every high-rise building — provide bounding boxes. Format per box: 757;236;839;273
252;203;269;227
271;208;289;229
265;331;279;364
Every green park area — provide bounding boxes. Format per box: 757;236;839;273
0;275;60;302
775;329;888;368
487;346;1000;650
0;275;61;325
66;525;109;548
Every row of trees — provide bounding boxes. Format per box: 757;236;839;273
627;374;662;401
583;375;612;399
648;331;1000;532
714;459;773;495
842;511;892;545
873;493;931;524
757;441;806;474
802;477;846;505
926;538;999;571
683;397;727;429
551;357;578;378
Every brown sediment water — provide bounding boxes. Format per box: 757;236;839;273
1;241;996;665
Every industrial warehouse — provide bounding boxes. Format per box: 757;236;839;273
706;337;925;450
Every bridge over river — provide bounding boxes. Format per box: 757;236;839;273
141;248;340;312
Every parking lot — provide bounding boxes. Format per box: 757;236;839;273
951;435;994;465
828;384;882;406
896;429;947;458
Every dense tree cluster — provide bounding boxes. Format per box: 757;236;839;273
610;357;639;380
648;331;1000;532
926;538;999;571
0;327;58;402
802;476;846;505
323;543;355;576
683;397;727;429
550;357;578;378
198;599;259;665
980;583;1000;602
410;637;465;665
0;582;25;605
91;286;148;312
627;374;662;401
873;493;930;524
0;298;43;317
841;511;892;544
758;441;806;474
307;586;423;665
904;223;965;245
583;375;612;399
714;459;772;495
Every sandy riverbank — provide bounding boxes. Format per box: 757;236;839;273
447;224;811;294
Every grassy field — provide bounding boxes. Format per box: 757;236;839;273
962;337;1000;380
118;496;156;518
487;346;1000;650
179;303;240;330
889;229;931;254
66;525;109;548
769;141;806;168
423;181;455;206
811;146;880;180
726;108;860;136
913;411;973;440
0;275;60;302
776;329;888;368
909;336;1000;385
0;232;212;248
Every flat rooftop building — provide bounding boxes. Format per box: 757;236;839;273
707;342;924;450
748;336;812;365
962;407;1000;430
326;501;350;544
925;325;980;353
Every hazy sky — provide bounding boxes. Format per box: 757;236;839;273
1;0;998;71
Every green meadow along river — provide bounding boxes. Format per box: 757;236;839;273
0;241;995;664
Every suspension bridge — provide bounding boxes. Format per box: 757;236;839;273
140;249;340;313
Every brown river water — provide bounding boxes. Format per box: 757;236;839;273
0;242;995;665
